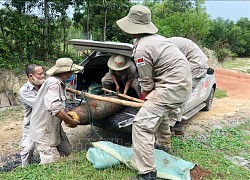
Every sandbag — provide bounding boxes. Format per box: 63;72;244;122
86;141;195;180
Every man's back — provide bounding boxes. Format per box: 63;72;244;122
167;37;208;77
134;34;192;106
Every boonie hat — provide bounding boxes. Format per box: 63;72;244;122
107;55;132;71
116;4;158;34
46;58;83;75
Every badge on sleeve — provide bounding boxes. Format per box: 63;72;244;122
48;85;59;91
135;58;145;67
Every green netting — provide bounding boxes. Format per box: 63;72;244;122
86;141;195;180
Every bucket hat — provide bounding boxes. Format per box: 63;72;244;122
107;55;132;71
116;4;158;34
46;58;83;75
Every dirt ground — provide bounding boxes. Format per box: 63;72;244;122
183;68;250;138
1;68;250;171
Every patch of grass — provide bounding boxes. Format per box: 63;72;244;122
0;106;23;122
0;151;136;179
214;88;228;99
223;58;250;74
0;120;249;179
207;128;249;156
173;120;250;179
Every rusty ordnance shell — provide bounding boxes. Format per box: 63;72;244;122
69;97;123;125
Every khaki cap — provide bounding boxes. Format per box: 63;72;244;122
46;58;83;75
116;4;158;34
107;55;132;71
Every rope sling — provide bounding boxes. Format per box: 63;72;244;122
79;90;103;139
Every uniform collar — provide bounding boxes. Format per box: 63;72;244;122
53;76;66;87
27;81;37;91
133;38;140;46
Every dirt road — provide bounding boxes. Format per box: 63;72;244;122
184;68;250;137
215;68;250;99
0;68;250;171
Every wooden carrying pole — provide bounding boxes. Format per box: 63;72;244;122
66;87;143;108
102;88;144;103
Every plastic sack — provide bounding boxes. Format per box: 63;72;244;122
86;141;195;180
88;82;102;95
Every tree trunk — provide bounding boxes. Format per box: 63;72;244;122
62;14;66;53
86;0;90;39
44;0;49;61
103;0;107;41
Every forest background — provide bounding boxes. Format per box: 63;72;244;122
0;0;249;71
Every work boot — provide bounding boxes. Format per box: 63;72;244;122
154;144;173;154
171;121;184;135
128;171;157;180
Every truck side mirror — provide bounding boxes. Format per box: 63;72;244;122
207;68;214;75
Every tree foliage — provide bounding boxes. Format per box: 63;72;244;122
203;17;250;58
0;0;249;69
0;7;44;62
0;0;73;65
151;0;210;43
73;0;132;42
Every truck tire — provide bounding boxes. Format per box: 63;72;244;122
202;88;215;111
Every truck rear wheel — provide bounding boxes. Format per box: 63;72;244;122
202;88;215;111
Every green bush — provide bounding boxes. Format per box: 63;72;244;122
216;47;236;63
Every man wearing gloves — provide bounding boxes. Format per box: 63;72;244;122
30;58;83;164
116;5;192;179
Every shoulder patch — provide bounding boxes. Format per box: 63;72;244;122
135;58;145;67
23;84;32;92
48;85;59;91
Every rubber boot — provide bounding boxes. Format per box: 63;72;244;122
171;121;184;135
129;171;157;180
154;144;173;154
